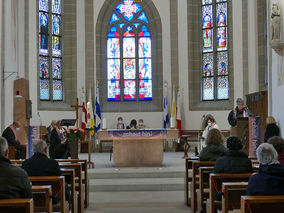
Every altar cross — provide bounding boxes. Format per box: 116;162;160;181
71;98;83;128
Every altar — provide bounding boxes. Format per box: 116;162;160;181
97;129;179;167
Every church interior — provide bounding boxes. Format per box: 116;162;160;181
1;0;284;212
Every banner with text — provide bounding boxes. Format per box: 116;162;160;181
249;116;261;157
107;129;168;140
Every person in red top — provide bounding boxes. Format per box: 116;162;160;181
268;136;284;166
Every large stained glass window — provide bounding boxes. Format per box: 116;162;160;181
107;0;152;101
39;0;63;101
201;0;229;100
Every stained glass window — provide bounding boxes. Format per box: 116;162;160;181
201;0;229;100
39;0;63;101
107;0;152;101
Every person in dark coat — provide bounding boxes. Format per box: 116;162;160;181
47;120;57;144
246;143;284;195
214;136;252;173
199;128;227;161
22;139;70;205
268;136;284;166
49;120;68;159
0;136;32;199
2;121;26;159
227;98;251;127
264;116;280;142
126;119;137;129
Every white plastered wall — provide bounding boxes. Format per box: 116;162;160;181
269;0;284;136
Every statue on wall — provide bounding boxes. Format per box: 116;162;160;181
271;3;281;42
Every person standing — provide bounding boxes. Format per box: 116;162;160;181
202;117;219;141
227;98;251;127
2;121;26;159
47;120;57;144
49;120;68;159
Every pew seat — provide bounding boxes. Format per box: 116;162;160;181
0;198;33;213
241;195;284;213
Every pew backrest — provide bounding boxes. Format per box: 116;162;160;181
0;198;33;213
29;176;66;213
208;173;253;213
241;195;284;213
222;182;248;213
32;185;52;213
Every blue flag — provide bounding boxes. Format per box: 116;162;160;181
95;86;101;132
163;84;169;128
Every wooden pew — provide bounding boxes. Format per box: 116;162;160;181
32;185;52;213
61;168;77;213
184;157;198;206
207;173;253;213
57;159;89;208
29;176;68;213
190;161;216;213
241;195;284;213
197;166;214;213
222;182;248;213
0;198;33;213
59;163;83;213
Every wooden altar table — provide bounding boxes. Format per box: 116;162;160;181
98;129;179;167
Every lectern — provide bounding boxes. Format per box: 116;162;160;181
230;117;260;156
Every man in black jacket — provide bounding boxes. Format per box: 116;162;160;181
22;139;70;205
227;98;251;127
2;121;26;159
0;136;32;199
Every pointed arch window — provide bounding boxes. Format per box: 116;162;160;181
201;0;229;101
39;0;63;101
107;0;152;101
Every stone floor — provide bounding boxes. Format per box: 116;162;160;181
78;152;191;213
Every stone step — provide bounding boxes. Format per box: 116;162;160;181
89;170;185;179
86;191;189;213
89;177;184;192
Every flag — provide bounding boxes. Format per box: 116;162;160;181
176;89;181;136
87;88;95;136
95;85;101;132
163;83;169;128
81;88;87;138
171;86;177;128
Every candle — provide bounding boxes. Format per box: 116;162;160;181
102;118;107;129
170;117;175;129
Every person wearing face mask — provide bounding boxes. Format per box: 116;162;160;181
138;119;145;129
202;118;219;142
2;121;27;159
117;117;125;129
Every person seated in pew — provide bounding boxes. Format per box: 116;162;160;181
268;136;284;166
264;116;280;142
22;140;70;205
246;143;284;196
199;129;226;161
0;136;32;199
2;121;26;159
214;136;252;173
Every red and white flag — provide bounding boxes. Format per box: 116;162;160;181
81;88;87;138
176;89;181;136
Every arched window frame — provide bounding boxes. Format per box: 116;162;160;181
107;0;153;102
201;0;229;101
38;0;63;101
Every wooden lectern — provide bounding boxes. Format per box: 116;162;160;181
230;117;260;156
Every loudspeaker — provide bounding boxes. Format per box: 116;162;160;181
26;100;32;119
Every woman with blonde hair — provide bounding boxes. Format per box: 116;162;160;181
264;116;280;142
199;128;226;161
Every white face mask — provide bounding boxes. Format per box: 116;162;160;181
15;127;20;131
139;122;143;126
118;120;122;124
